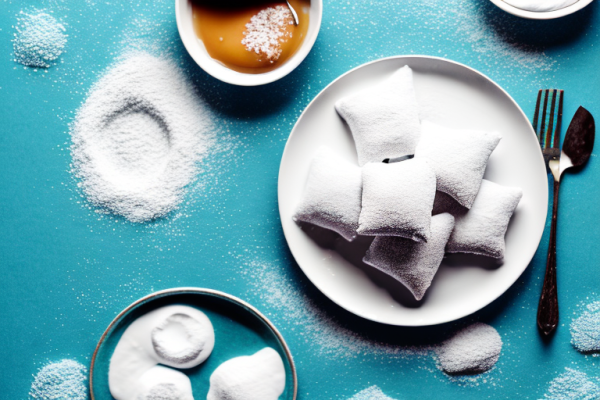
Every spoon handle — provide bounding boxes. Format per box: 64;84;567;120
537;179;560;336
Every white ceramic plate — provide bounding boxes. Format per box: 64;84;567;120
489;0;594;19
278;56;548;326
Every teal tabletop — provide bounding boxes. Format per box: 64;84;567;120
1;0;599;399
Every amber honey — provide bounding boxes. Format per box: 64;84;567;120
192;0;310;74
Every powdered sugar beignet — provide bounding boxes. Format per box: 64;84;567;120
446;180;523;259
363;213;455;301
358;158;436;242
335;66;421;166
415;120;501;209
293;146;362;241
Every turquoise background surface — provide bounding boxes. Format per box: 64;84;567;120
1;0;599;398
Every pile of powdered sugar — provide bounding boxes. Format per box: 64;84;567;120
570;301;600;355
241;6;294;62
29;359;87;400
13;10;67;68
70;52;215;223
348;386;397;400
543;368;600;400
434;322;502;375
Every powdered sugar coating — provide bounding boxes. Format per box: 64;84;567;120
435;322;502;375
294;146;362;241
70;52;214;222
446;179;522;259
415;120;501;209
241;6;294;62
358;158;436;241
335;66;421;166
364;213;455;301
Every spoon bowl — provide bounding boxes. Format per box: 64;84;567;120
560;107;595;176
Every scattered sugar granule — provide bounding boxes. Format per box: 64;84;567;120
543;368;600;400
29;359;87;400
571;301;600;354
435;323;502;375
349;385;397;400
241;6;294;62
13;10;67;68
70;52;214;222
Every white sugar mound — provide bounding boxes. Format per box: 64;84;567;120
70;52;214;222
13;10;67;68
207;348;286;400
571;301;600;354
349;385;397;400
29;359;87;400
435;323;502;375
543;368;600;400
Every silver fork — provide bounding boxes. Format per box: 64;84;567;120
533;89;563;336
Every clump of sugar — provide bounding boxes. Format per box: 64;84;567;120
13;10;67;68
241;6;294;62
571;301;600;355
207;348;286;400
435;323;502;375
29;359;87;400
543;368;600;400
70;52;215;223
349;386;397;400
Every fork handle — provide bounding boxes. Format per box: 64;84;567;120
537;179;560;336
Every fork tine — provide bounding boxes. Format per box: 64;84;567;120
553;90;564;148
540;89;550;148
546;89;558;149
533;90;542;139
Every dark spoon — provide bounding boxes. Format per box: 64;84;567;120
537;106;595;336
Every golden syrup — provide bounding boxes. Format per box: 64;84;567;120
192;0;310;74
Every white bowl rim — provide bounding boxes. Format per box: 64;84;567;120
175;0;323;86
489;0;594;19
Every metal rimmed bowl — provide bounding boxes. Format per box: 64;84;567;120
90;288;297;399
489;0;594;19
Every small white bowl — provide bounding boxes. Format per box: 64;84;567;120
489;0;594;19
175;0;323;86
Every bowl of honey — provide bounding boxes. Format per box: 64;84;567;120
176;0;322;86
